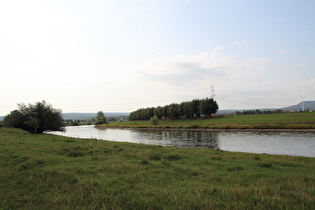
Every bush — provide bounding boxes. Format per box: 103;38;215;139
150;115;159;125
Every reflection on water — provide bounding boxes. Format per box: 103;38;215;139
133;130;219;149
47;125;315;157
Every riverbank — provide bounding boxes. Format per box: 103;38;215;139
98;112;315;130
97;125;315;132
0;127;314;209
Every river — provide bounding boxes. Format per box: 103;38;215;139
47;125;315;157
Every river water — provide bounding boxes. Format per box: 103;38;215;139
48;125;315;157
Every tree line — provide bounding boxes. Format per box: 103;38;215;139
235;109;283;115
129;98;218;121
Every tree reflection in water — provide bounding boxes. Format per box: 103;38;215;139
135;130;219;149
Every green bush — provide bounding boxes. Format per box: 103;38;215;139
150;115;159;125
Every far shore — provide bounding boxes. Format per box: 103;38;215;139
96;112;315;131
96;125;315;132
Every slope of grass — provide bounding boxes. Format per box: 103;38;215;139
100;112;315;129
0;127;314;209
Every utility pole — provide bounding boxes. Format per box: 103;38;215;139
211;85;215;99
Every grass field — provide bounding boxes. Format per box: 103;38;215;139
0;127;314;209
99;112;315;129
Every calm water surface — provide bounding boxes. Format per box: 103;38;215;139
48;125;315;157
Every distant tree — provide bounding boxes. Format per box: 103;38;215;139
3;101;63;133
191;99;200;118
168;103;178;119
154;106;162;119
95;111;106;125
177;103;184;118
96;111;105;119
146;107;155;120
183;102;193;118
199;98;218;117
71;120;80;126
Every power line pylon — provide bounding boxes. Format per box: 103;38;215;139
211;85;215;99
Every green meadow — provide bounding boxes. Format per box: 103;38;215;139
100;112;315;129
0;127;314;209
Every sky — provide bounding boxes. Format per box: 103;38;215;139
0;0;314;115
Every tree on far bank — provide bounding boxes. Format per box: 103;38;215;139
3;101;64;133
95;111;106;125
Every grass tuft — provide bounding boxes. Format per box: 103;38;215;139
259;163;273;168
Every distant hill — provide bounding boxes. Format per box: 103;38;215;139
217;109;237;114
217;108;276;114
281;101;315;111
217;100;315;114
62;112;130;120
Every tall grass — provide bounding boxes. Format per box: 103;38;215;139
0;127;314;209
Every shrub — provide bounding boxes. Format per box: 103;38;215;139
150;115;159;125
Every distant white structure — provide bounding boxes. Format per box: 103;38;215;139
299;95;306;111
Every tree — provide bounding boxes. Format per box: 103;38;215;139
24;116;39;133
183;102;193;118
154;106;162;119
191;99;200;118
95;111;106;125
3;101;64;133
96;111;105;119
198;98;218;117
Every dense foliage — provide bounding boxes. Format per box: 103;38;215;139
3;101;63;133
129;98;218;121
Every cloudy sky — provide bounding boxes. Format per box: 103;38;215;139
1;0;314;115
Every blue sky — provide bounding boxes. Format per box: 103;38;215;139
0;0;314;115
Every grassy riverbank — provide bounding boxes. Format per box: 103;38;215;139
0;127;314;209
99;112;315;130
